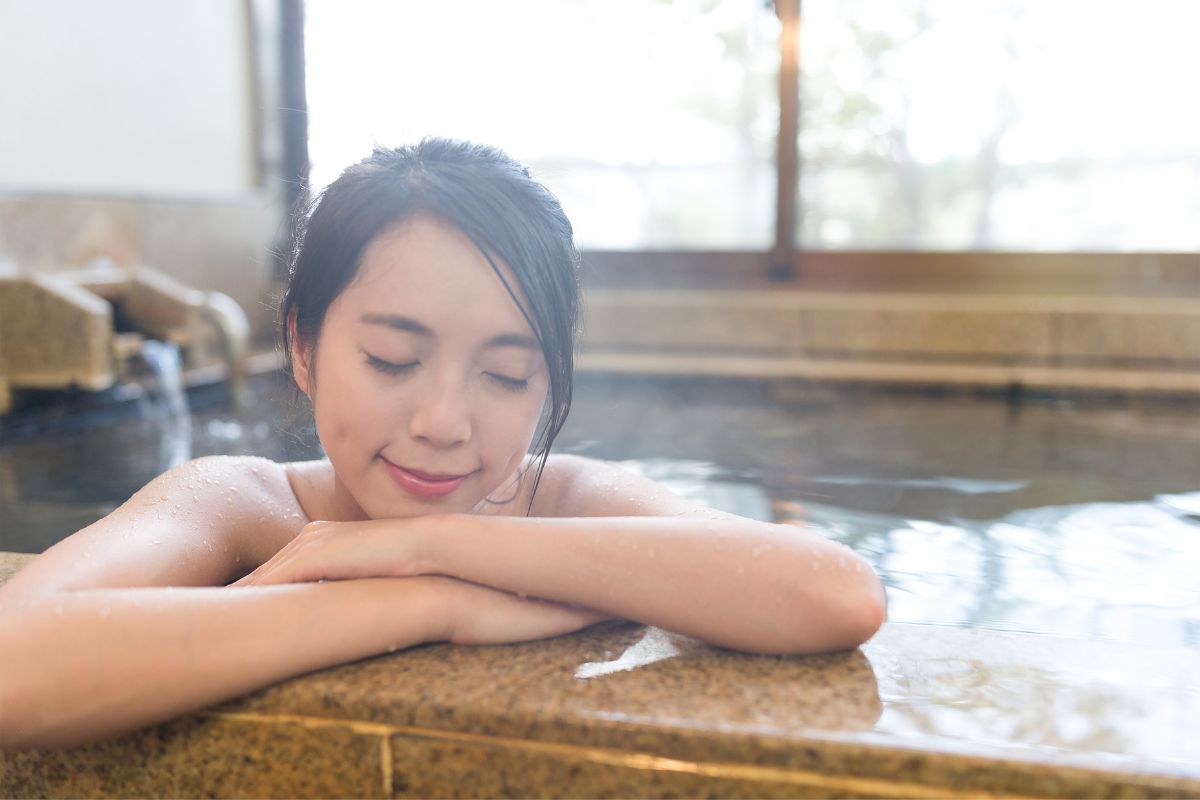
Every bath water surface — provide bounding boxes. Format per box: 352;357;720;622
2;372;1196;648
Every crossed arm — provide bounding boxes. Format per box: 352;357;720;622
0;455;884;750
233;456;887;656
441;513;885;654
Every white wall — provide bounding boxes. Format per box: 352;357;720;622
0;0;256;197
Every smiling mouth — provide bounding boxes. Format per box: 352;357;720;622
381;458;473;498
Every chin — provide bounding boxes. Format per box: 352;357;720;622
375;495;480;520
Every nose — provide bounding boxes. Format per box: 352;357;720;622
407;372;472;449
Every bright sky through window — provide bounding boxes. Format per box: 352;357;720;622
304;0;779;249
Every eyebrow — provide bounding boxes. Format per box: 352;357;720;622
359;313;539;351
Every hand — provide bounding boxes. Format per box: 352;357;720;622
229;518;433;587
430;577;618;645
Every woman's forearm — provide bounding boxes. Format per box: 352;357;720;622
0;578;447;750
428;514;885;656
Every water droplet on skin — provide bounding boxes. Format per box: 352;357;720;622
100;606;111;618
159;495;168;501
193;495;199;502
810;559;822;570
387;643;398;653
152;540;161;545
226;497;234;505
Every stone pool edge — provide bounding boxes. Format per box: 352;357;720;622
2;550;1197;799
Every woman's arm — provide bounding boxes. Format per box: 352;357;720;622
0;576;609;751
0;455;609;750
424;512;883;655
239;457;886;655
0;578;444;749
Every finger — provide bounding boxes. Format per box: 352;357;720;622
244;541;306;584
231;569;264;587
236;559;287;586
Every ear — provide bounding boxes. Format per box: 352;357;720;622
288;310;314;398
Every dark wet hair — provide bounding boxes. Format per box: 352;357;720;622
280;138;581;508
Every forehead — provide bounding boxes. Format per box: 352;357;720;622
342;215;534;335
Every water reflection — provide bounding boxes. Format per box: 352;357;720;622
568;624;884;733
575;626;683;679
618;457;1200;648
808;475;1029;495
864;624;1200;765
845;493;1200;648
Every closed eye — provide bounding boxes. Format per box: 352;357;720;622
487;373;529;392
365;353;418;376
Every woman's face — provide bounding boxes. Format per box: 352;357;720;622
293;215;550;519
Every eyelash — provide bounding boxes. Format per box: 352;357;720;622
488;374;530;393
364;353;529;392
365;354;417;376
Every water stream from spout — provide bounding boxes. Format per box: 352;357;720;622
136;339;193;468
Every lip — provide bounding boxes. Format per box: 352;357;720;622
382;458;472;498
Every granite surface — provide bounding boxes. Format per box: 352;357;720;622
1;550;1198;798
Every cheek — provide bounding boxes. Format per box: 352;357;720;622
312;400;352;456
483;392;546;459
311;361;392;452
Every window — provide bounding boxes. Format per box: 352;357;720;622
799;0;1200;251
304;0;778;249
303;0;1200;258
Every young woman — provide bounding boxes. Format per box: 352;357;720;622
0;139;885;750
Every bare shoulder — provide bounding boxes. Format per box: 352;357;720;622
530;454;699;517
0;455;308;600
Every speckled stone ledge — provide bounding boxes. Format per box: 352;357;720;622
2;551;1198;799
